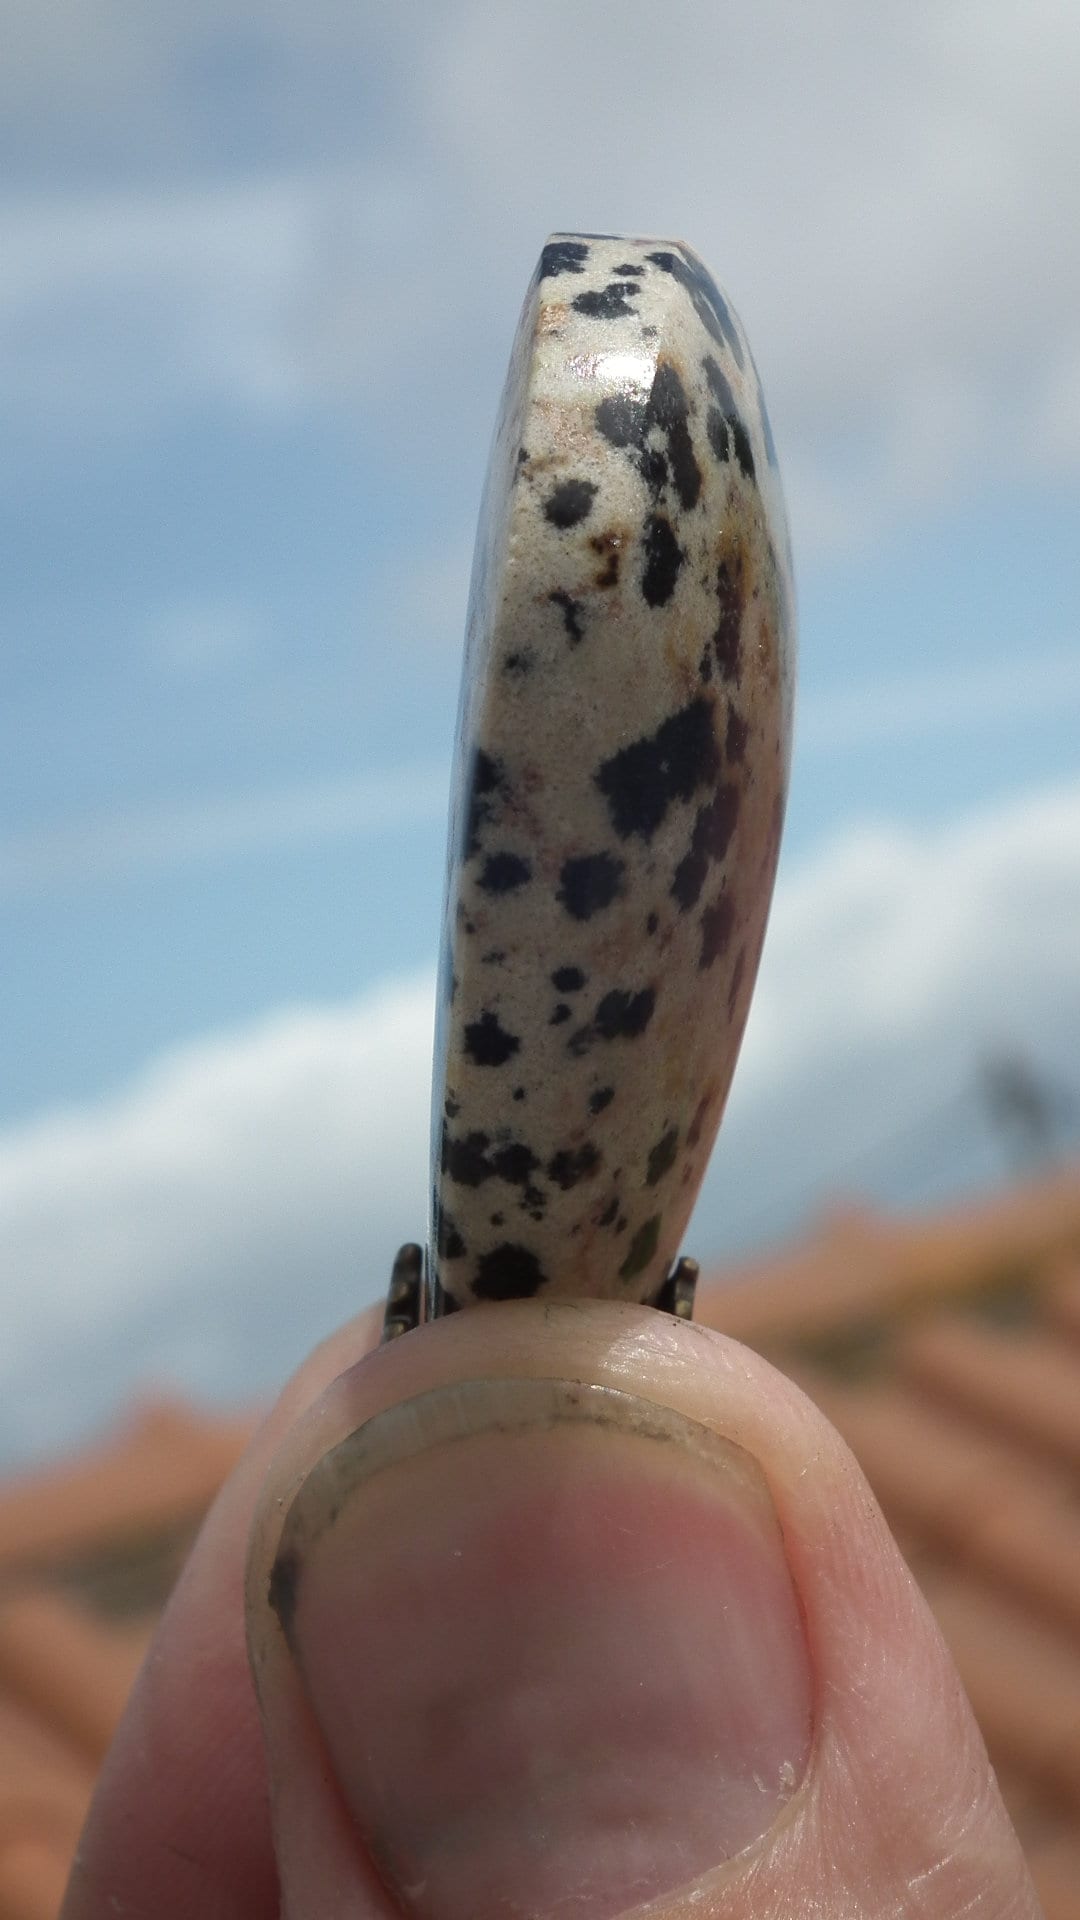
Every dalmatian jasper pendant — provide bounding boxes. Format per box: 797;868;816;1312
383;234;795;1340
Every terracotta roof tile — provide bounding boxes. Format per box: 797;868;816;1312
1047;1261;1080;1343
0;1838;73;1920
897;1319;1080;1474
0;1399;256;1578
0;1695;94;1827
918;1572;1080;1812
0;1158;1077;1919
1025;1830;1080;1920
701;1158;1080;1348
805;1380;1080;1638
0;1594;149;1764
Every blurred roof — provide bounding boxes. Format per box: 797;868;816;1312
0;1160;1078;1919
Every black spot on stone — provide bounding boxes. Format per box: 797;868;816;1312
540;239;589;279
513;1086;526;1102
573;283;639;319
482;949;506;966
442;1129;493;1187
517;445;529;467
646;1126;679;1186
473;1243;547;1300
464;1010;520;1067
671;786;740;911
703;354;738;417
614;262;644;276
464;747;506;859
594;986;656;1041
438;1210;466;1260
478;851;532;894
598;1195;619;1226
558;851;626;920
727;945;747;1016
544;478;598;528
548;1143;601;1190
730;418;755;481
700;895;736;970
620;1213;662;1280
706;408;731;465
598;364;702;519
647;362;701;511
595;393;648;449
549;589;585;644
646;910;659;934
443;1129;539;1190
699;644;713;684
268;1547;302;1640
504;649;534;676
589;1085;614;1115
726;706;749;761
647;249;744;367
444;1095;460;1118
552;965;586;992
550;1002;571;1025
490;1212;504;1226
642;512;684;606
642;448;669;492
492;1142;539;1186
596;697;720;841
703;360;756;480
713;562;743;680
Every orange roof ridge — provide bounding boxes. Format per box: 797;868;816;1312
1023;1828;1080;1920
805;1377;1080;1642
0;1592;150;1764
0;1399;259;1574
1046;1261;1080;1343
700;1154;1080;1343
897;1318;1080;1475
0;1695;93;1876
0;1836;74;1920
919;1573;1080;1813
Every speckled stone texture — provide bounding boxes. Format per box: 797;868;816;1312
430;234;795;1309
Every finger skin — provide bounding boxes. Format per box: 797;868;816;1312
63;1298;1040;1920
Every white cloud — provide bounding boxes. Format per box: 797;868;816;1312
0;974;434;1460
2;777;1078;1464
0;761;448;895
699;776;1080;1245
0;168;420;434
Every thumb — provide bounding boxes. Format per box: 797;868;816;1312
246;1300;1039;1920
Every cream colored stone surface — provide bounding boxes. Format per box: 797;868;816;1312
431;235;795;1307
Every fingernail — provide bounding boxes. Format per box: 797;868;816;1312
270;1379;811;1920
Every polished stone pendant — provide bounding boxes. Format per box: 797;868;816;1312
384;233;795;1337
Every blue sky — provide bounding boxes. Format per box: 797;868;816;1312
2;0;1079;1462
